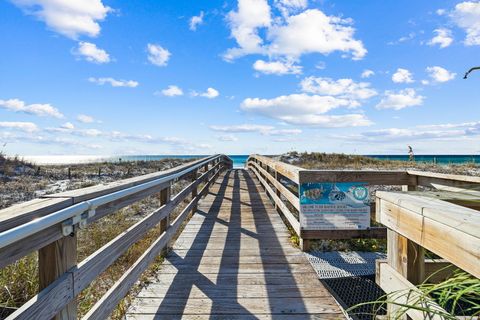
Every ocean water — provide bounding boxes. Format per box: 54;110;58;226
24;154;251;168
23;154;478;167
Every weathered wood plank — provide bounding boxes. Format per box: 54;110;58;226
301;227;386;240
377;192;480;279
0;197;73;232
249;161;300;211
378;262;449;320
248;155;301;184
299;169;415;185
127;169;343;319
249;166;300;235
129;297;341;315
39;233;77;320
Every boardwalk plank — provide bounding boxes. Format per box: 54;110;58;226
127;169;344;319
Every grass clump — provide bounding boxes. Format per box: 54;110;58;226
348;270;480;319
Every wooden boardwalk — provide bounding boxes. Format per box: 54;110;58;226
126;169;344;319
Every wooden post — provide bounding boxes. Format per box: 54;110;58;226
159;186;171;234
387;185;424;319
192;169;198;213
274;171;281;211
39;234;77;320
300;238;311;252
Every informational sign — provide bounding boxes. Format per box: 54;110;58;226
299;182;370;230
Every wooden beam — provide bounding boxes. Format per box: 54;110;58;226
249;161;300;211
159;186;171;235
378;262;451;320
299;169;415;185
377;192;480;279
248;155;300;184
301;227;386;240
387;230;425;285
38;234;77;320
249;165;300;236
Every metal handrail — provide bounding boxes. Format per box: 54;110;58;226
0;154;225;250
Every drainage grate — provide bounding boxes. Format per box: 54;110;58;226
322;275;386;320
305;251;386;279
305;251;387;320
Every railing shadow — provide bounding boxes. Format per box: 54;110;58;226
153;170;255;318
241;169;308;317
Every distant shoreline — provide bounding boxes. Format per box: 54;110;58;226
17;154;480;166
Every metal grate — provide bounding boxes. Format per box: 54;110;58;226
305;251;387;320
305;251;386;279
322;275;387;320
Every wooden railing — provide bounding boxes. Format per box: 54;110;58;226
0;155;232;320
376;179;480;319
247;155;480;252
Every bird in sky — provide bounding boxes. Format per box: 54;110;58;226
464;67;480;79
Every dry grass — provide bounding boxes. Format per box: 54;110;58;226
280;151;479;175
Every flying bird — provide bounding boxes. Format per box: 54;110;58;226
464;66;480;79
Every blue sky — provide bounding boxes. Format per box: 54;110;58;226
1;0;480;156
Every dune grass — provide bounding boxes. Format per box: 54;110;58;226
347;269;480;319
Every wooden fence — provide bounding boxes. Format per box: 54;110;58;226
0;155;232;320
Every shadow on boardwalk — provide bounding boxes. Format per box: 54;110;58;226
126;169;343;319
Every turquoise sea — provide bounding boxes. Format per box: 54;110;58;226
24;154;480;168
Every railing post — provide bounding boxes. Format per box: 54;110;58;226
159;186;171;234
192;168;199;213
397;184;425;284
38;234;77;320
385;184;425;318
274;171;281;210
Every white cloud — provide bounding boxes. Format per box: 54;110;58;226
61;122;75;130
189;11;204;31
336;121;480;143
361;69;374;78
0;121;38;132
0;98;64;118
274;0;308;16
436;9;446;16
11;0;111;39
210;124;303;135
267;129;302;135
147;43;171;67
210;124;274;133
88;77;139;87
428;28;454;48
392;68;414;83
159;85;183;97
253;59;302;75
217;134;239;141
300;77;377;101
75;42;110;63
426;66;456;83
268;9;366;60
376;88;424;110
388;32;416;45
77;114;95;123
277;114;372;127
193;87;220;99
224;2;366;61
241;93;372;127
450;1;480;45
225;0;272;59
